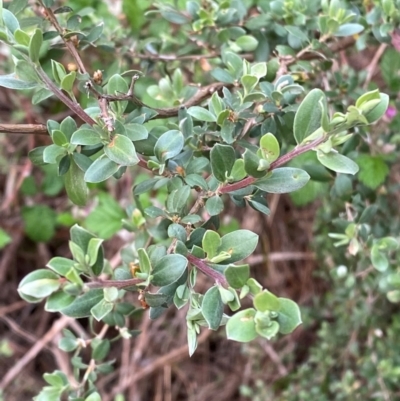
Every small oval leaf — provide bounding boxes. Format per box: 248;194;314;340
254;168;310;193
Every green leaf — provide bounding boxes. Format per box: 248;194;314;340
243;149;268;179
371;245;389;272
60;289;104;318
107;74;128;114
226;308;258;342
43;370;68;387
356;154;389;189
236;35;258;51
138;248;152;275
218;230;258;263
70;225;95;252
124;123;148;141
187;106;217;122
259;133;280;162
334;23;364;37
285;25;309;43
160;8;189;24
3;9;20;33
230;159;246;181
185;174;208;190
85;392;102;401
64;157;88;206
87;238;104;267
209;92;224;117
85;192;125;239
18;269;60;299
151;254;188;286
85;22;104;43
250;62;267;78
91;299;113;321
51;60;66;84
43;144;66;164
202;230;221;260
255;316;280;340
293;89;326;144
29;28;43;63
103;287;119;303
381;49;400;89
0;228;11;249
187;324;198;357
241;74;258;94
211;68;235;84
133;178;159;195
46;257;75;276
22;205;57;242
71;128;102;145
224;264;250;288
210;144;236;182
14;28;30;45
32;87;53;104
254;168;310;193
277;298;302;334
154;130;184;163
166;185;191;214
254;290;281;312
84;156;119;183
61;71;76;92
167;223;187;242
15;60;39;84
105;135;139;166
202;286;224;330
317;151;359;175
28;146;47;166
205;196;224;216
144;293;170;307
59;154;70;176
51;130;68;146
45;291;74;312
0;73;37;89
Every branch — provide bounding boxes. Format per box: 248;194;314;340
101;81;231;119
40;1;87;74
0;124;48;135
186;253;228;287
219;135;327;194
85;278;143;289
36;67;97;126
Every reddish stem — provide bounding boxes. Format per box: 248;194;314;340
219;135;326;194
187;254;228;287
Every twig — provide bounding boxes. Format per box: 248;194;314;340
85;278;143;289
0;232;23;285
39;1;87;74
110;329;211;398
36;66;96;126
0;315;44;345
97;81;230;119
0;315;73;391
132;52;221;61
364;43;388;88
0;123;48;135
0;300;26;317
219;134;327;194
186;254;228;287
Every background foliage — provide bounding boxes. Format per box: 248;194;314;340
1;0;400;400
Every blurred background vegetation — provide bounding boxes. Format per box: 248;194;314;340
1;0;400;400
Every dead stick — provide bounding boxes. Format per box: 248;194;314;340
0;315;73;390
0;123;48;135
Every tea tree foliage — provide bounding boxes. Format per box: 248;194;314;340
0;0;398;399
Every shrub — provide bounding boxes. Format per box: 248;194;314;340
0;0;398;399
